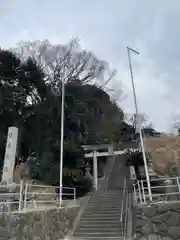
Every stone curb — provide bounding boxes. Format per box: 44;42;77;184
67;194;91;239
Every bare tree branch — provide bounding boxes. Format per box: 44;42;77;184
125;113;149;129
11;39;108;89
99;69;117;89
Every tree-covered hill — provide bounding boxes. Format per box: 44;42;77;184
0;40;133;195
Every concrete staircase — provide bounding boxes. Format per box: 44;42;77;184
73;190;125;239
73;156;128;239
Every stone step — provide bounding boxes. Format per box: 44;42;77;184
91;194;122;198
79;219;125;223
87;204;122;208
88;202;122;205
83;212;121;217
87;205;121;210
89;203;122;206
86;205;122;209
75;238;124;240
73;158;127;240
90;195;122;202
87;204;121;207
76;226;124;232
91;193;121;196
78;224;125;230
88;200;122;204
89;197;122;203
80;216;124;222
78;221;123;227
85;208;122;213
88;202;121;205
89;198;122;201
75;235;125;240
74;231;123;238
91;195;121;198
92;192;121;195
95;190;122;193
83;209;121;214
90;200;121;203
81;216;121;221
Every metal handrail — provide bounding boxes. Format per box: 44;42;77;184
120;178;127;222
139;176;180;182
133;177;180;205
119;177;129;238
124;191;129;240
0;182;76;213
23;183;76;210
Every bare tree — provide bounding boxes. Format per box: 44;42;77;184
11;39;117;95
125;113;149;129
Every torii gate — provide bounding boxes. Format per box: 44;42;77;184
82;142;138;190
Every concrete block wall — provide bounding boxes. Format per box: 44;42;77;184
0;205;79;240
135;203;180;240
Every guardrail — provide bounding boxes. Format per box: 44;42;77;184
24;183;76;211
0;192;21;212
133;176;180;205
0;182;22;213
0;181;76;213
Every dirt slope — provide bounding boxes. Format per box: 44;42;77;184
145;136;180;174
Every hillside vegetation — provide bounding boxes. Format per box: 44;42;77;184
0;39;132;195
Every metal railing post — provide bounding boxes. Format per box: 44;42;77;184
124;190;129;240
177;177;180;193
23;182;28;211
120;178;126;222
141;180;146;204
18;180;23;212
137;181;142;204
74;188;76;200
133;183;137;204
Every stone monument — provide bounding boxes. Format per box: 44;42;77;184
0;127;19;212
2;126;18;184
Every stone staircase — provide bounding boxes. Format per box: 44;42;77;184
73;156;128;240
73;190;126;239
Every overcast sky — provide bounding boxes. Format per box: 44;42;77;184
1;0;180;132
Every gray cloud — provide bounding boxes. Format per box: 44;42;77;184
1;0;180;132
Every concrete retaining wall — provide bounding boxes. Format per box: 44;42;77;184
135;203;180;240
0;205;79;240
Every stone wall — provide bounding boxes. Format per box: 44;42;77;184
135;203;180;240
0;205;79;240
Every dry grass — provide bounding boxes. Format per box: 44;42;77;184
144;136;180;175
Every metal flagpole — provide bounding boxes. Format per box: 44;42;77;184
59;74;65;207
127;46;152;201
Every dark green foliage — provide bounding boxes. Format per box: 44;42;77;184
75;177;92;197
126;150;150;180
0;45;132;196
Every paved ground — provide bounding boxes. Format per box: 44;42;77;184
72;152;133;239
98;156;115;192
107;154;129;190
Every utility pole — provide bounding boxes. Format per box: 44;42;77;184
59;71;65;207
127;46;152;201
